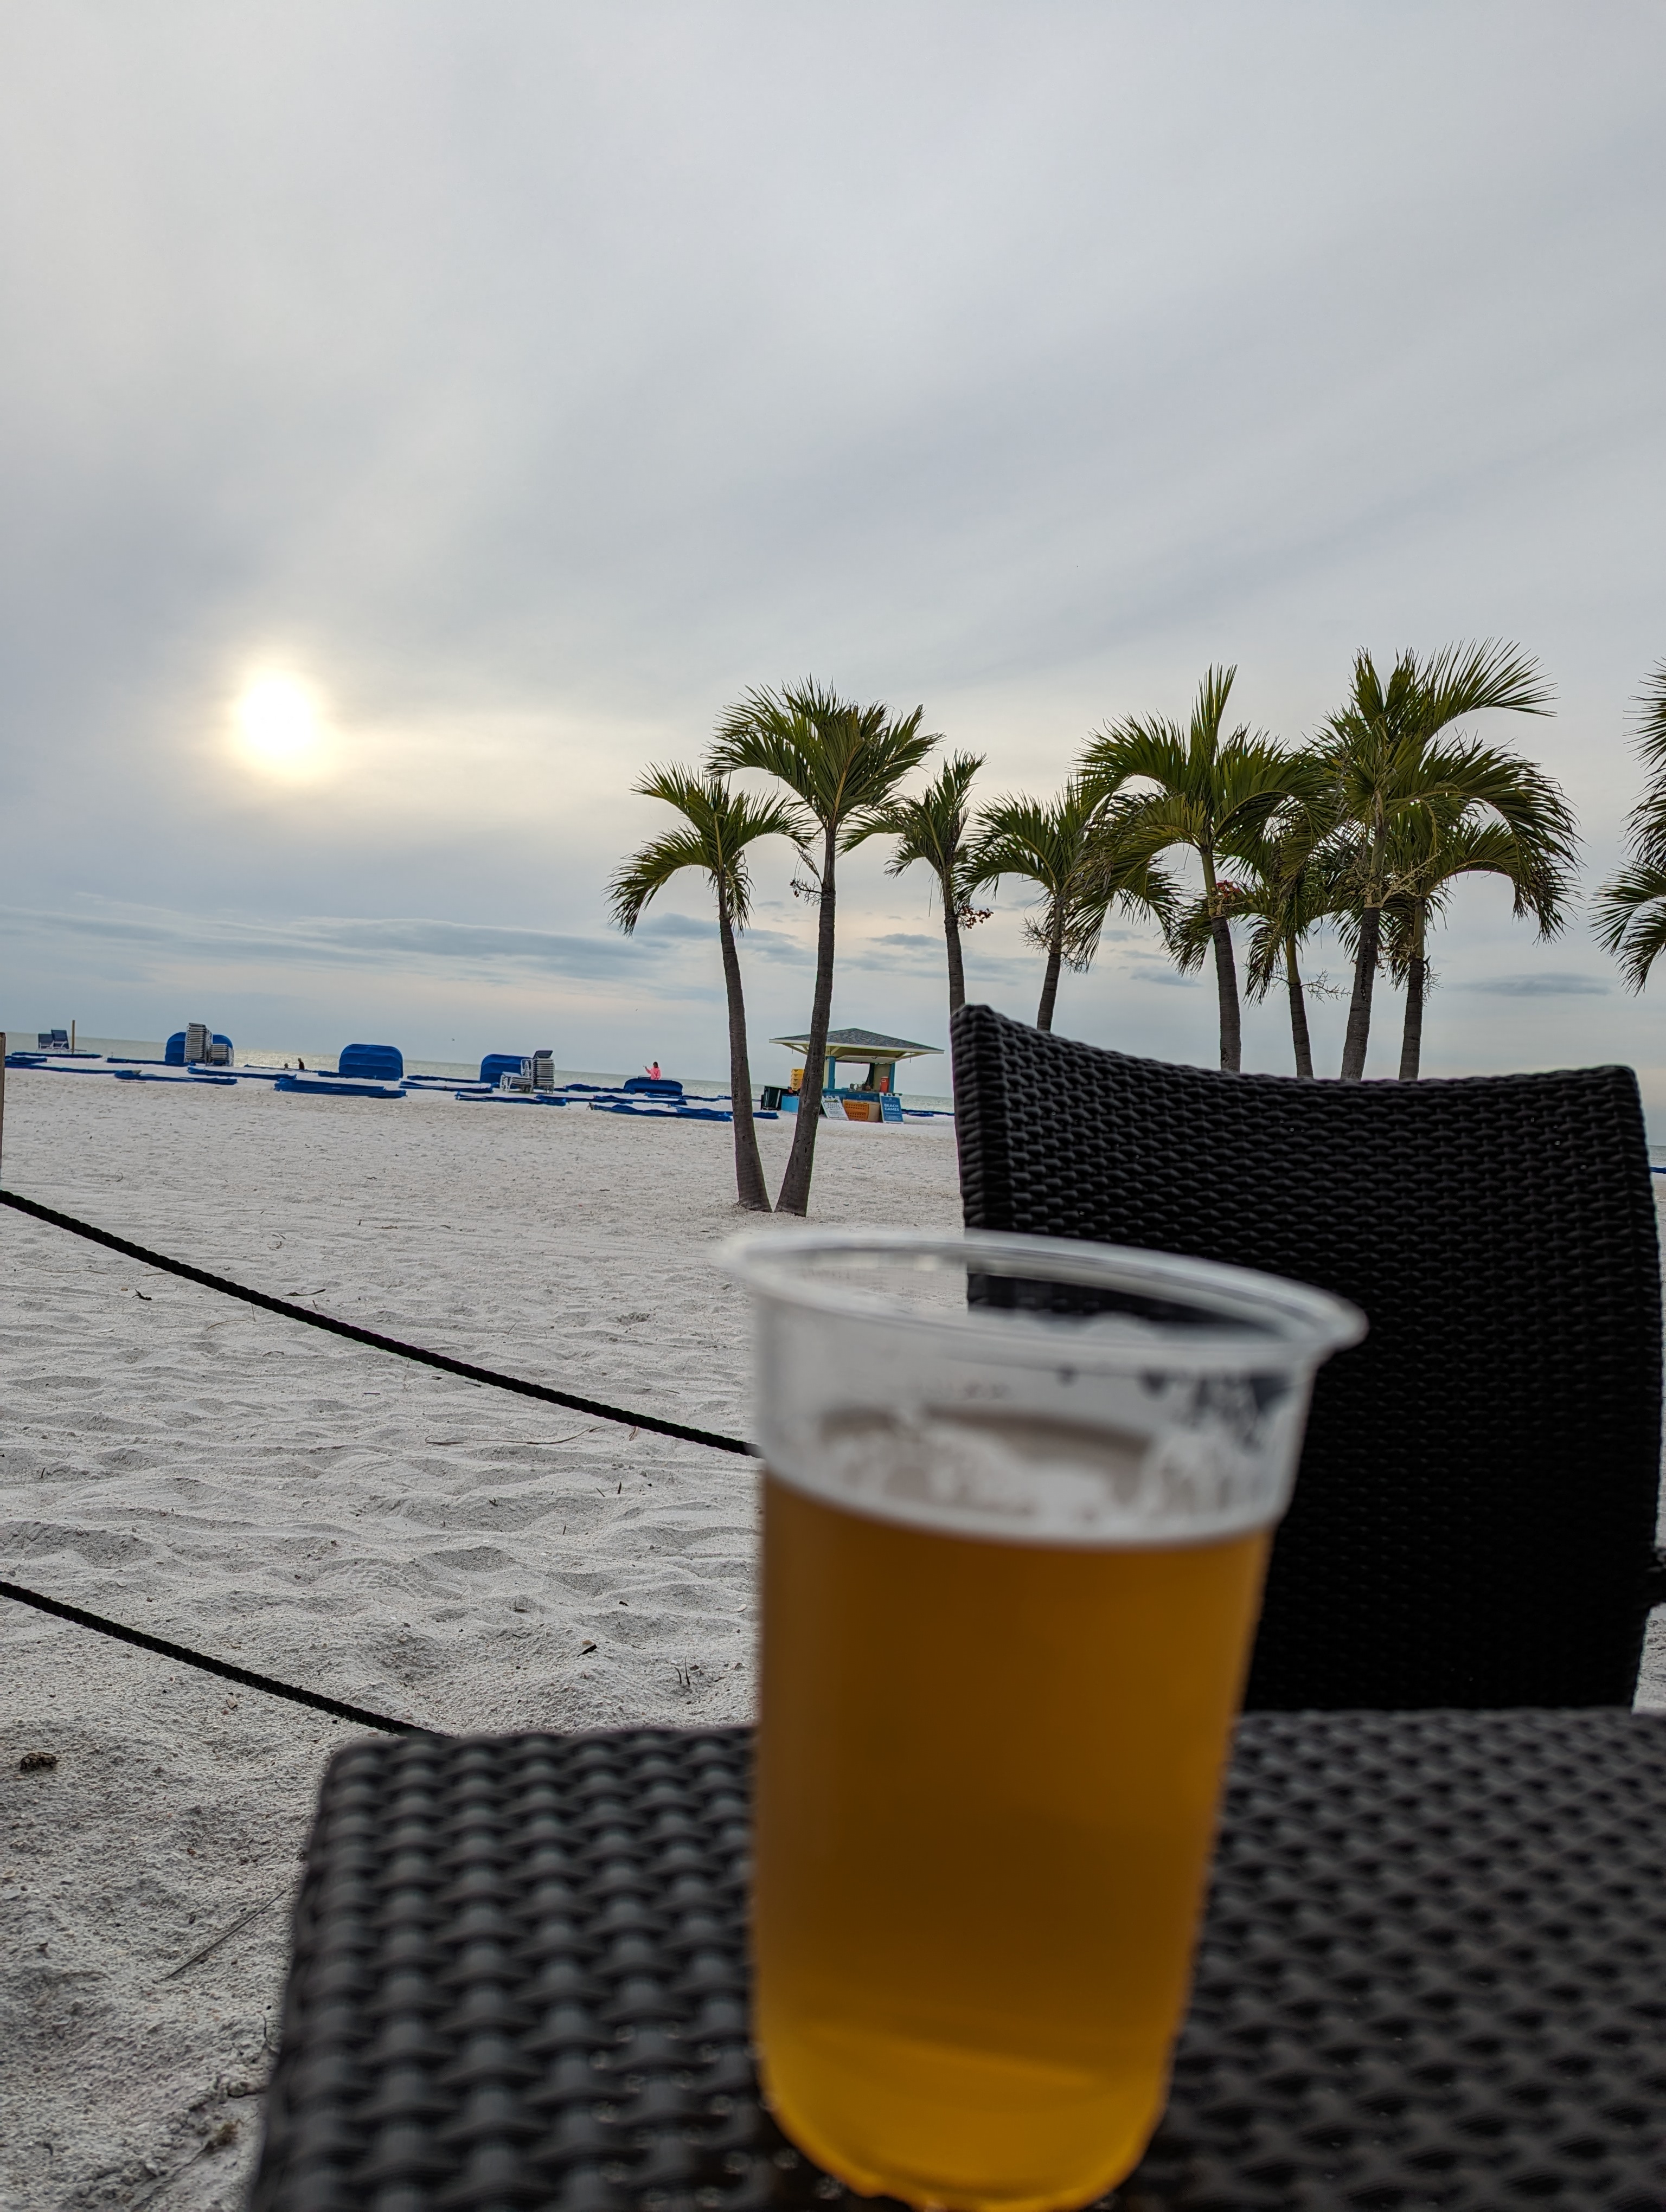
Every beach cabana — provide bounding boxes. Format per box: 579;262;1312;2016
768;1026;940;1121
480;1051;557;1091
339;1043;404;1082
166;1028;234;1066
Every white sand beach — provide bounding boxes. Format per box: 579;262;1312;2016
2;1066;1662;2211
0;1069;962;2210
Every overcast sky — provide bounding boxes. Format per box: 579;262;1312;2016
2;2;1663;1095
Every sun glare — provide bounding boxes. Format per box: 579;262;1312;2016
235;672;322;772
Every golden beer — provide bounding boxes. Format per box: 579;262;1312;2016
726;1229;1362;2212
755;1474;1268;2212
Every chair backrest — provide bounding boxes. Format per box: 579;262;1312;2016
952;1004;1663;1709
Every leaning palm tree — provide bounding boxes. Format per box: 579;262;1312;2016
709;681;938;1216
1379;798;1575;1079
1314;641;1555;1079
1593;665;1666;991
846;750;985;1019
967;781;1172;1032
610;767;808;1212
1079;666;1313;1071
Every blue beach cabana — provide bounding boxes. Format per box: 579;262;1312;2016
479;1050;556;1089
338;1043;405;1082
166;1028;234;1066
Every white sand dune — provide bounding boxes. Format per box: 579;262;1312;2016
2;1066;1661;2210
0;1070;961;2210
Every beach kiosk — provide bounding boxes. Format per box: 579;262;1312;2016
767;1026;941;1122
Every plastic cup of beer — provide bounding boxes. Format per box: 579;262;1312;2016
723;1227;1364;2212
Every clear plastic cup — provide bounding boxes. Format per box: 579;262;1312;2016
723;1227;1364;2212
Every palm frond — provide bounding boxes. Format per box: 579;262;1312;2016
965;781;1101;899
1613;664;1666;873
709;680;940;827
1315;641;1574;1017
610;767;807;934
1075;674;1316;941
610;824;714;934
1162;893;1215;975
843;750;984;882
1593;860;1666;991
1632;662;1666;759
1412;639;1554;732
1401;813;1564;931
967;779;1170;978
1091;788;1209;869
1226;826;1356;1000
1078;716;1192;808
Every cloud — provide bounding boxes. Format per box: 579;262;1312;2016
1;4;1662;1079
329;919;641;971
632;913;709;940
1458;973;1612;998
1129;964;1202;988
737;929;810;962
620;911;810;963
841;933;1011;978
0;901;649;981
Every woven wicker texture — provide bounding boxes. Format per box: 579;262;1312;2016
950;1005;1664;1710
251;1713;1666;2212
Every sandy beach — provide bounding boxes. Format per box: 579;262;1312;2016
0;1068;962;2210
2;1065;1662;2211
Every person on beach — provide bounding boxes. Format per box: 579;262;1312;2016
646;1060;661;1078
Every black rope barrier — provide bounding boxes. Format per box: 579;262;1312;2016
0;1186;754;1732
0;1577;432;1735
0;1188;755;1456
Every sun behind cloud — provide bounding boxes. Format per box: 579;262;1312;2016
234;671;325;777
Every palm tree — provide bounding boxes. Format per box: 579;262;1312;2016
1167;826;1347;1078
708;681;938;1216
1593;665;1666;991
966;781;1171;1032
845;750;985;1019
610;767;808;1213
1313;642;1555;1079
1379;797;1575;1080
1079;666;1312;1072
1245;831;1356;1080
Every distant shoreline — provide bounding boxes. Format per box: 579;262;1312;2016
8;1034;957;1111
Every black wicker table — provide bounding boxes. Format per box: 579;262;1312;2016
252;1711;1666;2212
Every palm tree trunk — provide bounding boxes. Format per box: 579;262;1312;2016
1036;906;1064;1032
717;887;771;1211
775;827;837;1216
1200;846;1241;1072
1285;930;1313;1079
1340;904;1381;1081
1399;904;1427;1082
940;866;967;1015
1211;918;1241;1072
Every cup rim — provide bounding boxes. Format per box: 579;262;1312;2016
720;1225;1366;1365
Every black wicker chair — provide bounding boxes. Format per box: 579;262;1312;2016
952;1002;1666;1709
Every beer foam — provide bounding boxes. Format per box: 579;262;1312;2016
733;1229;1359;1549
766;1392;1300;1547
